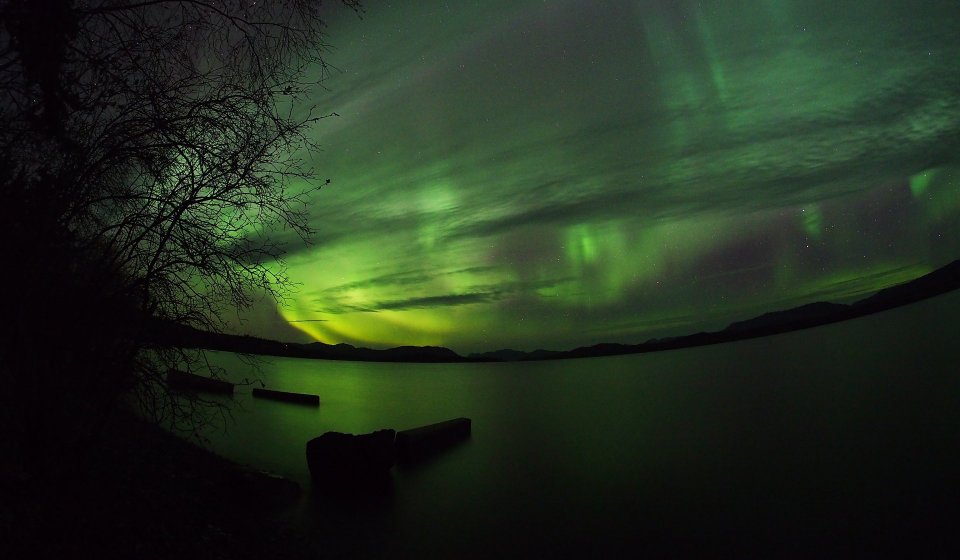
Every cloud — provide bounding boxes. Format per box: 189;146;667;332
373;292;498;311
309;275;575;316
319;269;437;294
368;276;575;312
312;266;498;296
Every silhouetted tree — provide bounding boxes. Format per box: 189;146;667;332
0;0;360;463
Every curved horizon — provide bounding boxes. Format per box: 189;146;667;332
207;259;959;360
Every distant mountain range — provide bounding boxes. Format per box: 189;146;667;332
148;320;469;362
152;259;960;363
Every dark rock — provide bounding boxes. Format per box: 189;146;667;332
305;429;396;484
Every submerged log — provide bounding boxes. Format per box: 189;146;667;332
166;369;234;394
396;417;471;461
305;429;397;484
251;387;319;406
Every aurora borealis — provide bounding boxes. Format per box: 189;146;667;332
249;0;960;354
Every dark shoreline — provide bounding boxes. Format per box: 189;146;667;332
2;409;317;560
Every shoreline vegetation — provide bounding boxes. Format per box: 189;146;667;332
2;407;319;560
152;259;960;363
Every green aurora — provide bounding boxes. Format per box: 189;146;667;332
241;0;960;354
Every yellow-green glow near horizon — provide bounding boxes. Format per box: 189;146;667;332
240;0;960;353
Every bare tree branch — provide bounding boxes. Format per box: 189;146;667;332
1;0;362;444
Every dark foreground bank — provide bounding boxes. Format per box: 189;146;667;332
0;409;318;560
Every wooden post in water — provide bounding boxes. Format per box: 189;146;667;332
396;417;472;461
252;388;320;406
166;369;234;394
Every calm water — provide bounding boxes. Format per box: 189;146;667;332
202;292;960;557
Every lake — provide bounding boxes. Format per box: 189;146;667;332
202;291;960;558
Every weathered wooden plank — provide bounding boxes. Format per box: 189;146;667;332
252;387;320;406
166;369;234;394
396;417;471;460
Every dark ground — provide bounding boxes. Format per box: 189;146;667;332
1;410;320;560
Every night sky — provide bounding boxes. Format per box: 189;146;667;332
246;0;960;354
